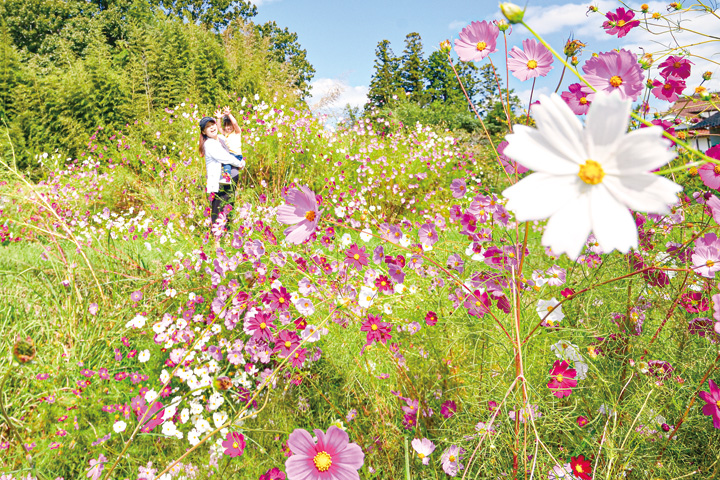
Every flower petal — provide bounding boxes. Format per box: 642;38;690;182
503;173;582;221
285;455;315;480
601;126;675;174
603;174;681;214
589;185;637;254
542;193;592;259
277;205;307;225
585;91;630;160
288;428;316;456
504;127;581;175
531;94;587;162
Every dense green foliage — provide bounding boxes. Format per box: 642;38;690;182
0;0;315;171
365;33;523;136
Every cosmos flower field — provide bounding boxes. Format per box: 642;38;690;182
2;2;720;479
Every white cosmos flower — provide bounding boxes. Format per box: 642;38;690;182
502;92;681;259
536;298;564;325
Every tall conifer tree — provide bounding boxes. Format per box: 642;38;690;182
367;40;400;109
399;32;426;104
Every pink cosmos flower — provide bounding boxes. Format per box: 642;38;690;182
418;223;438;246
560;83;591;115
259;467;286;480
547;360;577;398
441;400;457;418
285;426;364;480
699;145;720;190
267;287;292;311
498;140;528;174
699;379;720;428
86;454;107;480
411;438;436;465
247;312;276;343
277;186;321;244
222;431;246;457
454;21;499;62
361;314;392;350
602;7;640;38
651;77;685;102
659;55;693;79
581;49;644;101
344;244;369;271
691;246;720;278
440;445;465;476
507;38;553;81
450;178;467;198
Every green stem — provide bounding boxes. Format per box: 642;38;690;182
519;20;720;166
0;368;33;468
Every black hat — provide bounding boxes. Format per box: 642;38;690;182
199;116;216;130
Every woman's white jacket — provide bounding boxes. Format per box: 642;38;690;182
204;138;245;193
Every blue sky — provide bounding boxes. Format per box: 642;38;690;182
250;0;720;115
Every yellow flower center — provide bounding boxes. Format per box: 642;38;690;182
578;159;605;185
674;61;681;68
576;465;584;473
689;166;698;176
259;322;266;329
381;281;386;286
418;453;425;459
707;260;715;267
313;451;332;472
664;83;672;90
232;441;239;448
476;41;486;51
556;374;564;382
305;210;316;222
610;75;623;87
278;297;285;303
526;59;538;69
617;19;626;27
547;306;554;311
449;455;456;462
579;97;588;105
285;341;291;348
371;324;378;331
353;254;360;260
714;165;720;175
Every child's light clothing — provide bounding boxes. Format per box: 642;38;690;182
225;132;242;155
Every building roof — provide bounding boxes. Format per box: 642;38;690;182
667;94;719;119
692;111;720;130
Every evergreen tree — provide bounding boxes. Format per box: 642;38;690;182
150;0;257;31
366;40;400;109
399;33;426;104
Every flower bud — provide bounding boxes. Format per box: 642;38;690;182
500;3;525;23
703;71;713;81
13;336;35;364
564;39;586;57
668;2;681;10
439;40;451;54
587;5;599;13
641;3;649;12
696;86;711;100
571;56;579;66
214;376;232;391
639;53;654;70
495;19;510;31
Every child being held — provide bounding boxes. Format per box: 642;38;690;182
215;106;244;184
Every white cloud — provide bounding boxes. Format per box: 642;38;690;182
448;20;469;31
309;78;369;111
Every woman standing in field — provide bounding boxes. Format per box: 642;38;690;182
198;113;245;227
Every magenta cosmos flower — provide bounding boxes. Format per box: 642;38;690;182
454;21;498;62
507;38;553;81
699;379;720;428
285;426;364;480
547;360;577;398
222;431;246;457
418;223;438;246
602;7;640;38
277;186;321;244
651;77;685;102
581;49;644;101
659;55;693;79
561;83;591;115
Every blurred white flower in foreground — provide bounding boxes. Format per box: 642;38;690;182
502;92;681;259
